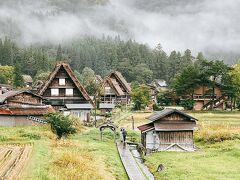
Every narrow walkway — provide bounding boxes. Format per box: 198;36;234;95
117;142;146;180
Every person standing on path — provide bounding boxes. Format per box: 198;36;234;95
122;128;127;142
120;128;124;142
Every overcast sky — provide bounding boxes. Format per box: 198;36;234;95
0;0;239;56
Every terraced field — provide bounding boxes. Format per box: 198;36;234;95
0;145;32;179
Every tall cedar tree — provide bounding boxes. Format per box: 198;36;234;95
13;64;24;88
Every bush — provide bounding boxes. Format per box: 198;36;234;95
45;113;80;139
179;99;195;110
152;104;164;111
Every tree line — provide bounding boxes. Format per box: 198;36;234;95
0;36;203;85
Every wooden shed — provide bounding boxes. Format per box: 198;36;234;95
138;109;197;152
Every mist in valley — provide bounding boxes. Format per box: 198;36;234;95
0;0;240;62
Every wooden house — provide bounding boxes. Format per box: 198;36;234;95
138;109;197;152
0;90;55;126
150;79;168;91
181;84;226;111
37;62;94;120
101;71;131;105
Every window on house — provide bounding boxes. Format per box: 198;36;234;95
59;78;65;85
105;87;112;94
51;89;59;96
66;88;73;96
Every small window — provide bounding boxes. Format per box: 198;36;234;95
59;78;65;85
51;89;59;96
66;88;73;96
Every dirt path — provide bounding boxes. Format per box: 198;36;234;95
0;145;32;179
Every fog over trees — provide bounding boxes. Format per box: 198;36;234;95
0;0;240;63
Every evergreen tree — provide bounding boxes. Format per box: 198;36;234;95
181;49;193;67
56;44;63;61
13;64;24;88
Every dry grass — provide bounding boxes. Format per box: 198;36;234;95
195;123;240;143
118;112;151;129
50;140;114;180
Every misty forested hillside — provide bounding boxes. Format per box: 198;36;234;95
0;0;240;64
0;36;197;84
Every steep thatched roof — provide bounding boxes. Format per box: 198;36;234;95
107;71;131;93
0;90;42;104
37;62;93;104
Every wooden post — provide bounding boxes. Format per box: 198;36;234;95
132;116;134;130
114;130;116;143
94;94;97;127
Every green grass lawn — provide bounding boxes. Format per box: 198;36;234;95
145;140;240;179
135;111;240;180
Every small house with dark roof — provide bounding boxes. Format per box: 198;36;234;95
0;90;43;105
101;71;131;105
138;108;197;152
0;90;55;126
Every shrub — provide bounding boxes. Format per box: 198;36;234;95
152;104;164;111
45;113;80;139
179;99;195;110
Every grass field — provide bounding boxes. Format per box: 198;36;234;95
138;111;240;180
1;111;240;179
0;126;127;180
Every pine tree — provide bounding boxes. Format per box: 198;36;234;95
13;64;24;88
56;44;63;61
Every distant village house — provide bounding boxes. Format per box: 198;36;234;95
37;62;94;121
181;84;226;111
101;71;131;105
0;90;55;126
138;109;197;152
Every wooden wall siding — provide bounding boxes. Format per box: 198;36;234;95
7;93;41;105
43;67;85;98
0;116;39;126
194;85;222;97
158;131;193;150
141;133;146;148
194;101;204;111
49;78;75;88
161;113;187;121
